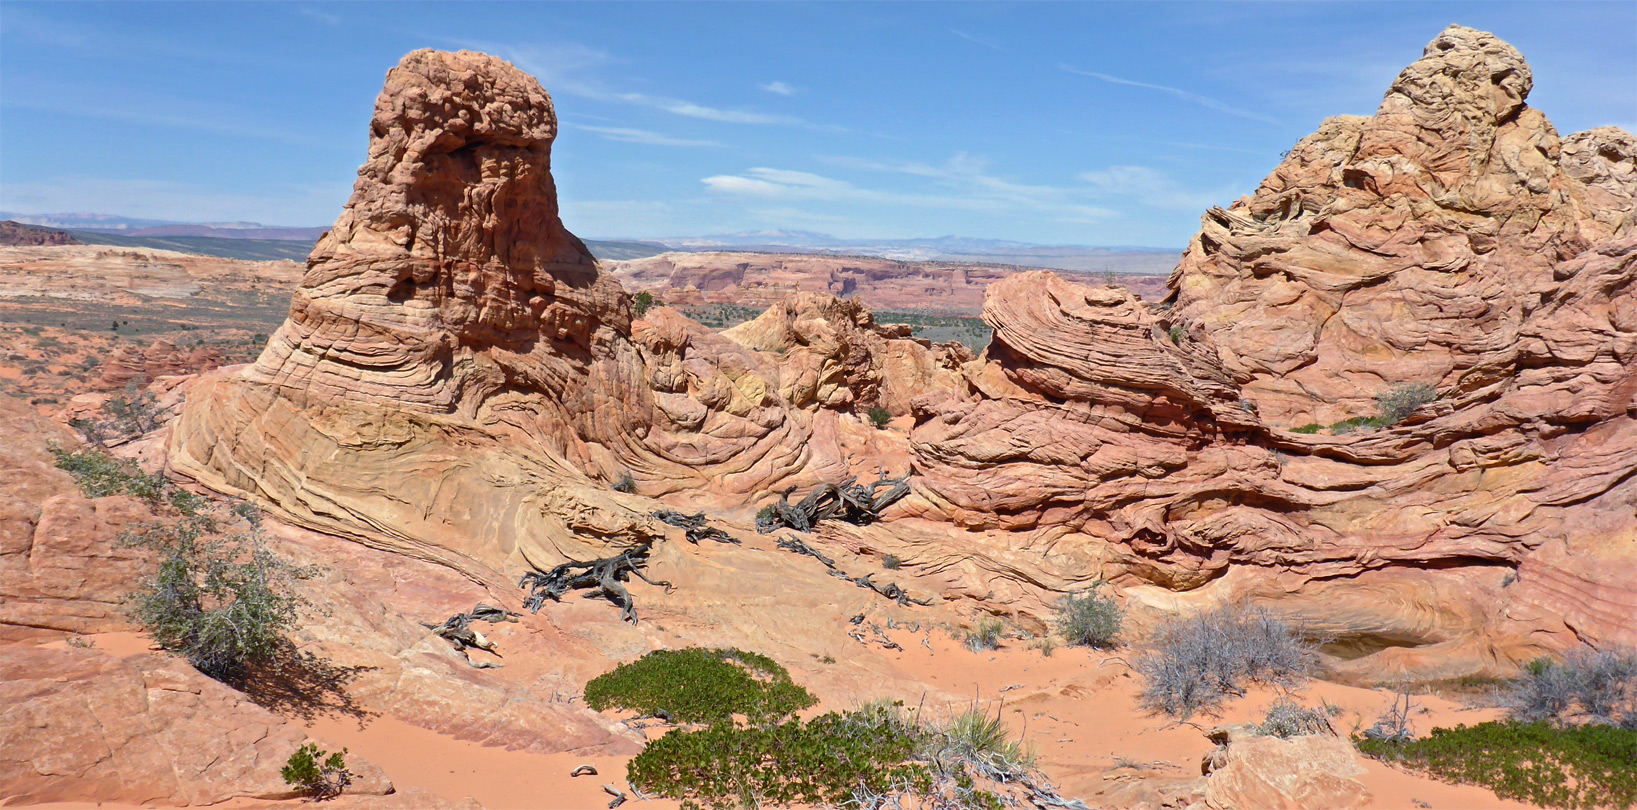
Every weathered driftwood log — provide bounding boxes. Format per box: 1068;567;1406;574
423;603;520;668
755;470;911;534
778;534;932;607
653;509;738;544
518;546;673;624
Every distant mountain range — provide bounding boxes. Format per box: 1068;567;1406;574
0;212;328;242
1;212;1181;272
597;230;1180;273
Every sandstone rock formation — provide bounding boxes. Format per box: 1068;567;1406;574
722;292;971;412
1;643;395;805
908;25;1636;673
170;28;1632;679
97;338;226;390
1203;733;1370;810
168;50;951;590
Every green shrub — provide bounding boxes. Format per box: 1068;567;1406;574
1291;423;1321;434
1359;721;1637;809
1166;325;1184;344
281;743;352;800
1055;585;1121;649
866;406;892;428
49;443;167;503
629;708;931;810
633;291;661;317
881;553;901;570
584;648;816;724
125;517;312;682
611;472;637;494
964;618;1005;652
1375;382;1437;425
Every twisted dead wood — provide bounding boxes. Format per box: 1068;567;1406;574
653;509;738;544
518;546;673;623
755;470;911;534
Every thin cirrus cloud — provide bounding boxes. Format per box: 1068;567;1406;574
1058;64;1282;126
759;81;796;96
573;124;725;148
1078;165;1237;211
470;40;819;129
704;162;1116;225
949;29;1006;52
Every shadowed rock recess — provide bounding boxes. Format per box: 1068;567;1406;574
173;29;1635;678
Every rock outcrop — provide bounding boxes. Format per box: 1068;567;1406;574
0;220;77;247
908;25;1636;672
171;28;1632;677
168;51;947;588
722;292;971;413
0;643;395;806
97;339;226;390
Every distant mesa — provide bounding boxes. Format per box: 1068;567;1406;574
0;220;78;247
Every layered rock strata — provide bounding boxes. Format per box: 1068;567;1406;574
909;25;1636;668
169;50;951;586
172;29;1633;674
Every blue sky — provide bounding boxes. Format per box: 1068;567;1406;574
2;2;1633;247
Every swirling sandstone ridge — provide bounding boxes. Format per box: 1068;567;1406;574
168;49;963;587
911;25;1635;673
172;28;1634;675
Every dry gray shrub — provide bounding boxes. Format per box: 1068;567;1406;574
1505;647;1637;728
1134;602;1316;719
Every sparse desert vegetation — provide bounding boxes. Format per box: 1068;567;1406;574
1134;602;1316;719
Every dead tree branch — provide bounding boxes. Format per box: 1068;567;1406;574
653;509;738;545
518;546;673;624
756;469;911;534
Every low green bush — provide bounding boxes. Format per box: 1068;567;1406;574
1291;423;1321;434
628;709;930;810
583;647;816;724
1055;585;1121;649
281;743;352;800
1359;721;1637;810
49;443;167;503
867;406;892;428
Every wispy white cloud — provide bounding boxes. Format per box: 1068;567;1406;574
573;124;724;147
2;96;325;146
706;160;1116;225
647;99;804;126
1059;64;1282;126
949;29;1006;52
1078;165;1238;211
296;6;342;26
0;177;351;227
760;81;796;96
465;40;821;129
